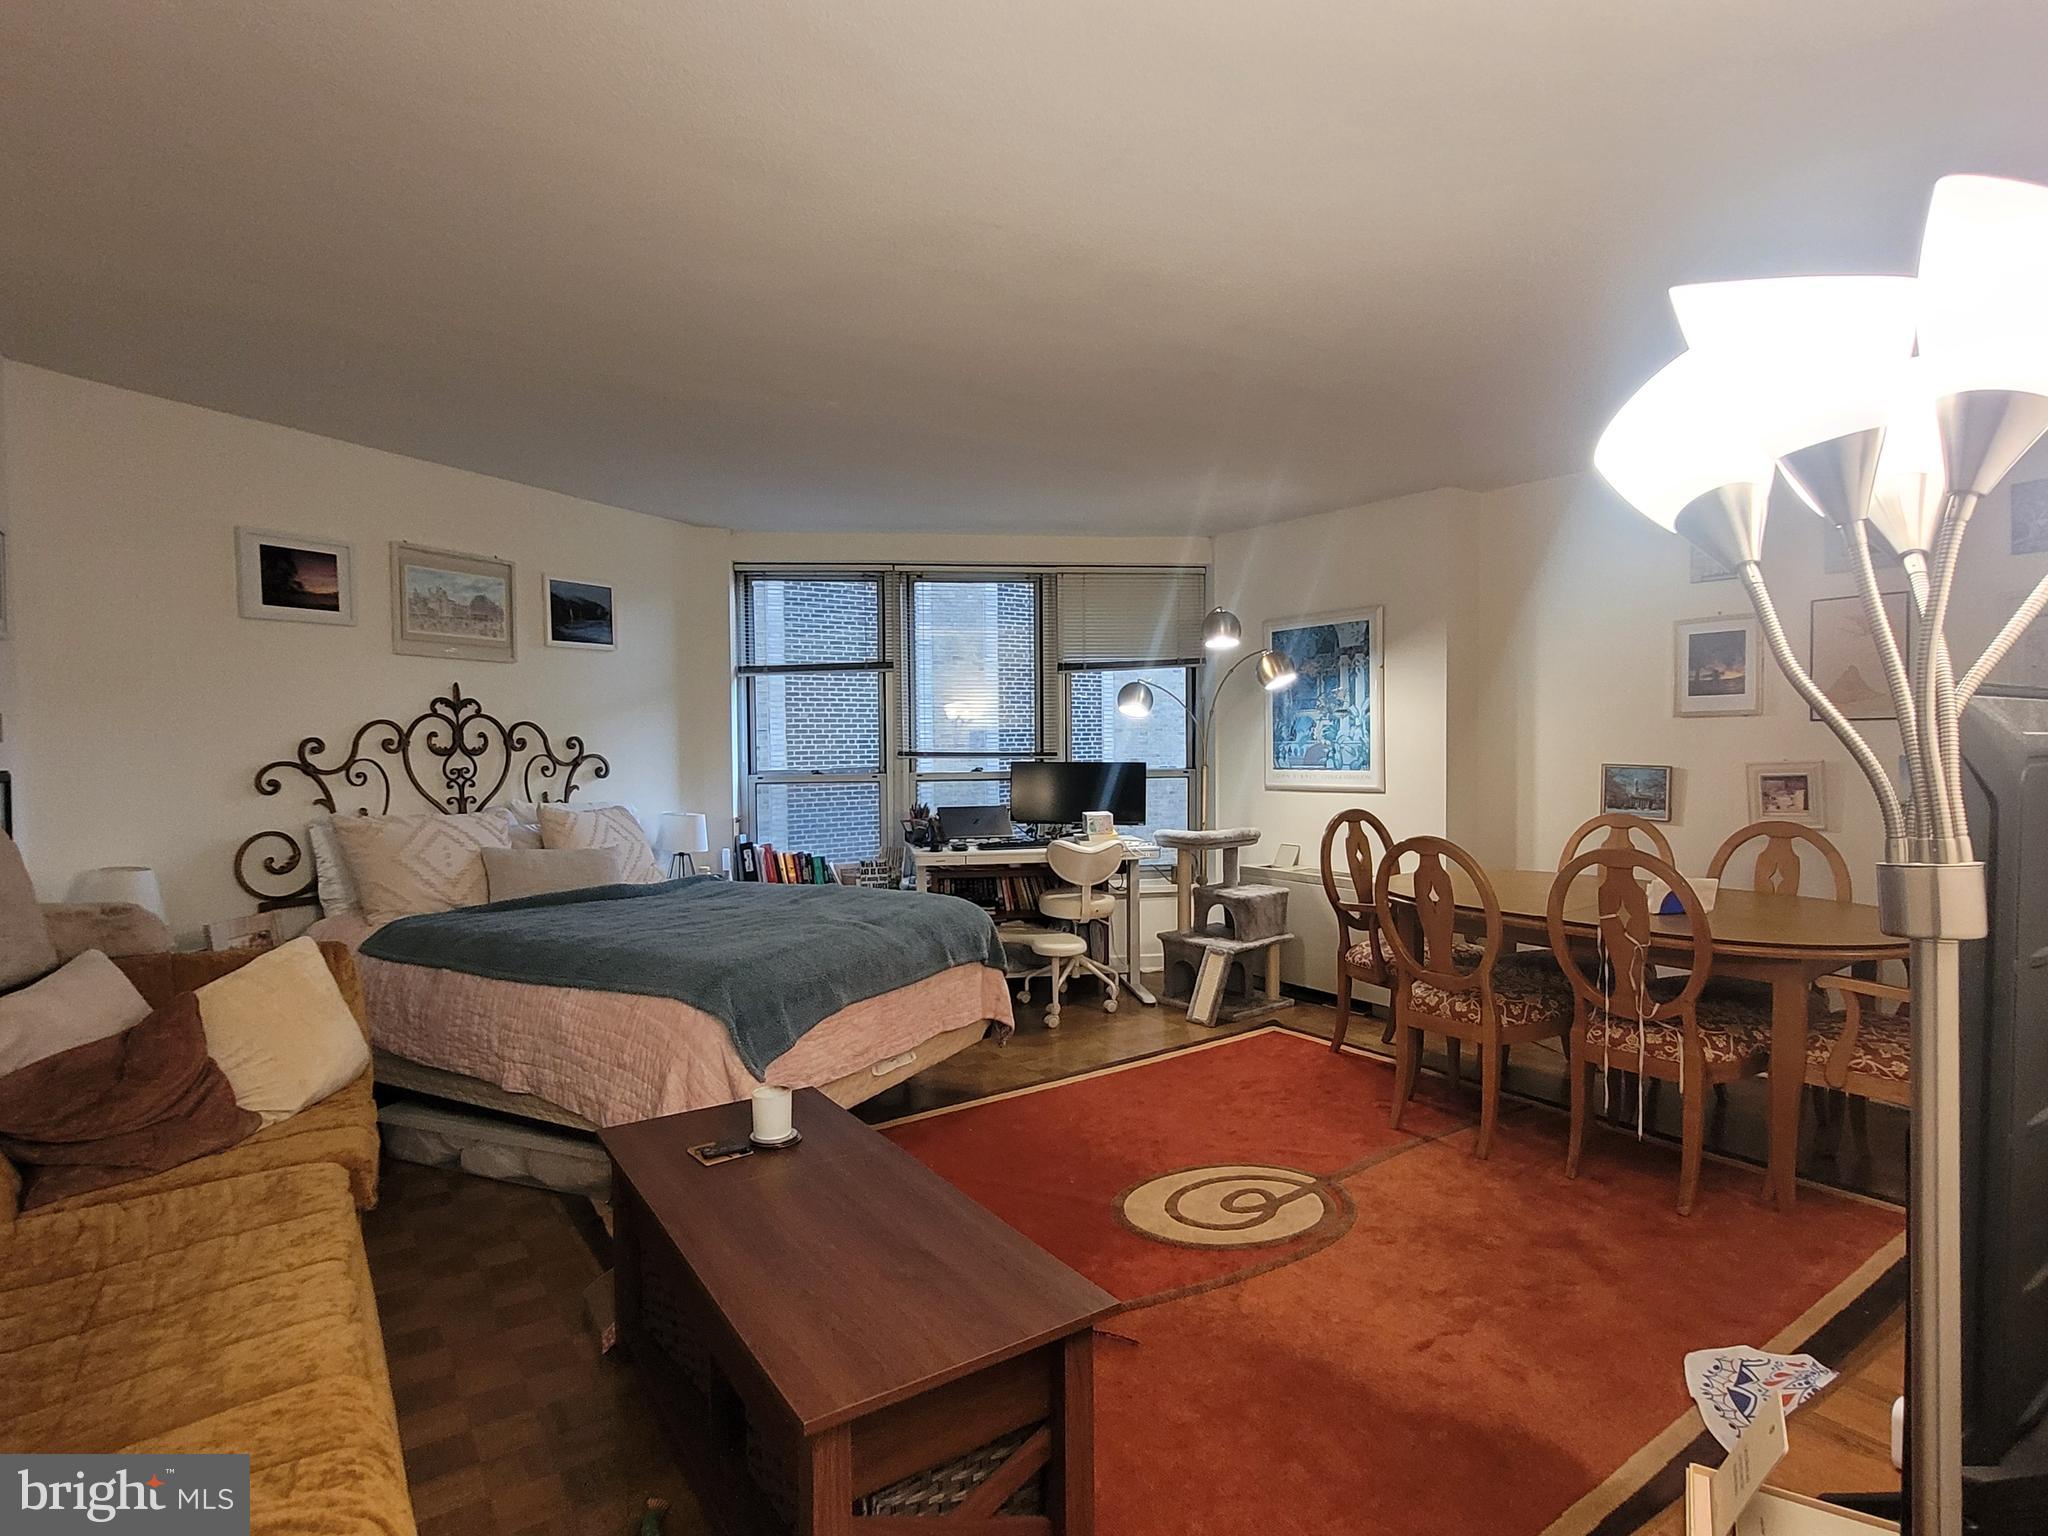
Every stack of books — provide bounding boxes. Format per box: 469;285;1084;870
733;842;838;884
932;870;1054;917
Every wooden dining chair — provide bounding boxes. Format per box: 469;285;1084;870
1805;975;1912;1154
1707;819;1868;1136
1320;809;1393;1054
1373;836;1572;1159
1557;813;1676;870
1547;848;1772;1214
1706;820;1853;901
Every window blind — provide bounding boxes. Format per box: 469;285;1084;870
1054;569;1208;669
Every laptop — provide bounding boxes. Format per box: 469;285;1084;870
935;804;1014;843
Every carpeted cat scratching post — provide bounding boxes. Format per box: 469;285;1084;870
1155;828;1295;1025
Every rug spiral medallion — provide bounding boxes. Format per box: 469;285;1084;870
1117;1163;1334;1248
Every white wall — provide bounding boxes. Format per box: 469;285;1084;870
0;362;733;938
1210;488;1461;866
1210;452;2048;905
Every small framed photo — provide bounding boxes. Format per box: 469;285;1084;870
236;528;355;626
1749;761;1827;827
544;575;617;650
1674;615;1762;717
391;543;514;663
1600;763;1673;822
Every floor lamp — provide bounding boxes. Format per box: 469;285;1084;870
1113;607;1299;829
1595;174;2048;1536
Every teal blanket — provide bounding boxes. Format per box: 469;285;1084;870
359;877;1006;1078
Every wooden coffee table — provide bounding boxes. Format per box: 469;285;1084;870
604;1089;1116;1535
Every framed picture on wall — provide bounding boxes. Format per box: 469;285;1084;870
1810;591;1912;722
390;543;514;663
1749;761;1826;827
544;575;616;650
1264;606;1386;792
2011;479;2048;555
1600;763;1672;822
1673;615;1762;717
235;527;355;626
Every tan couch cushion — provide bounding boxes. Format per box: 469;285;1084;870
331;807;516;923
537;802;663;883
196;938;370;1125
0;830;57;989
0;1164;414;1534
29;1070;379;1217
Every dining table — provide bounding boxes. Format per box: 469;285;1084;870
1385;865;1907;1207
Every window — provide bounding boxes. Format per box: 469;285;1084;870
1056;569;1206;854
906;576;1045;813
738;574;887;862
1066;664;1194;852
737;564;1208;864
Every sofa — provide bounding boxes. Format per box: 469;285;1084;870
0;939;417;1536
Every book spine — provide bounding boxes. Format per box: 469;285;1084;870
761;844;779;882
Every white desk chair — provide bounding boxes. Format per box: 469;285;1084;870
1016;837;1124;1026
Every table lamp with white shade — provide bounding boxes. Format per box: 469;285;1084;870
69;865;168;923
655;812;710;877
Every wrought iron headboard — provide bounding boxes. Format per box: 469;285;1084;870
235;683;610;908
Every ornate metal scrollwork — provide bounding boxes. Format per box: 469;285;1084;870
234;684;611;907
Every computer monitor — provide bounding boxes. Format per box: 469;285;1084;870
1007;761;1147;827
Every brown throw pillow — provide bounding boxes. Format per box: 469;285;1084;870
0;990;260;1210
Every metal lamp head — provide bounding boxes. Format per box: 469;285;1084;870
1116;681;1155;718
1254;650;1298;691
1202;608;1243;652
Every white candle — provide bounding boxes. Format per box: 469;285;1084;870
751;1085;794;1143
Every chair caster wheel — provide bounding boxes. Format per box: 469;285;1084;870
1015;988;1029;1004
1046;1015;1061;1029
1103;996;1118;1013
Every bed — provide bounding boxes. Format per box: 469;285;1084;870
236;684;1011;1130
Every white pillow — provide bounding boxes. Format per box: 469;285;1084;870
195;937;369;1125
330;807;518;924
0;950;151;1077
536;803;664;883
306;817;361;915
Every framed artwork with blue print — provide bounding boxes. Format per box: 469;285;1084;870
1264;607;1386;793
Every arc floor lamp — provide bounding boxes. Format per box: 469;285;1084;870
1114;606;1298;828
1595;173;2048;1536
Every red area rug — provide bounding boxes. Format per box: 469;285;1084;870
882;1027;1903;1536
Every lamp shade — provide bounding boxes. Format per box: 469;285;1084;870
1116;681;1155;717
654;812;709;860
1868;362;1950;556
70;866;167;922
1255;650;1298;690
1672;276;1917;528
1201;608;1243;651
1916;174;2048;497
1594;349;1777;564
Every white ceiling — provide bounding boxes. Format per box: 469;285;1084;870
4;2;2046;535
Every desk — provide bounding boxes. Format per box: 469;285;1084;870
911;842;1159;1006
1387;866;1906;1208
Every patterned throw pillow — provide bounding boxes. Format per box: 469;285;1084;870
331;808;518;924
536;804;664;884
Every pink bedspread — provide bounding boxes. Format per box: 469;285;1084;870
311;912;1013;1126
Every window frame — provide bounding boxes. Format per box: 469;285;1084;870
736;571;892;862
734;562;1209;864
